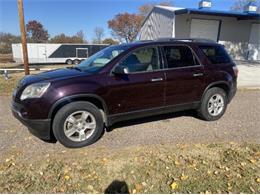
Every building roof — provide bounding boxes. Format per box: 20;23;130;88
155;5;260;20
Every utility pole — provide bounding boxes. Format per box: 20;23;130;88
17;0;30;75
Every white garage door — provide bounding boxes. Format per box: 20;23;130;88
190;19;220;42
248;23;260;61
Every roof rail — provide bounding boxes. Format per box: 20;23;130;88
155;38;216;43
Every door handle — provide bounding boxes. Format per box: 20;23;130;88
193;73;204;77
151;78;163;82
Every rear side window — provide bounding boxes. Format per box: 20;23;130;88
163;46;199;69
200;45;231;64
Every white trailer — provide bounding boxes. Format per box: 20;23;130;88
12;43;108;64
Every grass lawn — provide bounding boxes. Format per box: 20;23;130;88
0;143;259;193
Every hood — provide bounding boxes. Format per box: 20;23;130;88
20;67;89;85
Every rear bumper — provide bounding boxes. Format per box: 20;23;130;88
11;102;53;141
228;80;237;103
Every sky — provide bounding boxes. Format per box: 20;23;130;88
0;0;249;41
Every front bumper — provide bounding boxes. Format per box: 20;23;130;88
11;102;54;141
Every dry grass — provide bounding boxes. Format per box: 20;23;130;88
0;143;259;193
0;54;13;63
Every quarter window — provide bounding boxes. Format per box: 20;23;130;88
199;45;231;64
119;47;160;73
163;46;199;68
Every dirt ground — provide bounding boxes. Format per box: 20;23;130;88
0;90;259;162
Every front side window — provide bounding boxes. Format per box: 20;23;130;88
163;46;199;68
77;45;130;72
119;47;160;73
199;45;231;64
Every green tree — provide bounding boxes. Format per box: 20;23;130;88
102;38;119;45
49;31;86;43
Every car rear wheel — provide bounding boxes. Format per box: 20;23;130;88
198;87;227;121
52;101;104;148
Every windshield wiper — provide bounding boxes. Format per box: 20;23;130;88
66;66;82;71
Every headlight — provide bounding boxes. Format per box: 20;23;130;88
20;82;50;101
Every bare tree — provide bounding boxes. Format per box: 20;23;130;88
93;27;104;44
76;30;87;43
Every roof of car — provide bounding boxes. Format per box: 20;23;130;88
120;38;220;47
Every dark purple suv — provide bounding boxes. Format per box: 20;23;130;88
12;39;237;148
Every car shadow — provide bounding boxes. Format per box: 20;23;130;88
106;110;200;133
104;180;130;194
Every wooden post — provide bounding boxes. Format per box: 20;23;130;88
17;0;30;75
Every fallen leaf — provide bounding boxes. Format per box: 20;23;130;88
249;159;256;164
64;175;70;180
225;167;230;171
180;173;188;181
170;182;178;190
174;160;180;166
240;162;246;166
142;182;147;186
87;185;94;190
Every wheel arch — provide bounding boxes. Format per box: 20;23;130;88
48;94;109;124
201;81;231;102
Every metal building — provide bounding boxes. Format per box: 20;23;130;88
139;0;260;61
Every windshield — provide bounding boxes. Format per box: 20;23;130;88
77;45;130;72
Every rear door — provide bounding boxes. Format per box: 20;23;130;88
162;45;205;105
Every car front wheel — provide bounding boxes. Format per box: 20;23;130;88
52;101;104;148
198;87;227;121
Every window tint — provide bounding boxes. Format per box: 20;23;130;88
163;46;199;68
200;45;231;64
119;47;160;73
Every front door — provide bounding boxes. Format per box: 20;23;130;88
162;45;205;105
105;46;165;115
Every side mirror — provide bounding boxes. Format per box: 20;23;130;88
113;65;129;75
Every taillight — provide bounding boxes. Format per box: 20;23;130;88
233;66;239;77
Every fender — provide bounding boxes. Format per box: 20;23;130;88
201;80;231;102
48;94;109;119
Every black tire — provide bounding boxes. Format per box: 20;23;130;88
66;59;73;65
197;87;227;121
73;59;80;65
52;101;104;148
